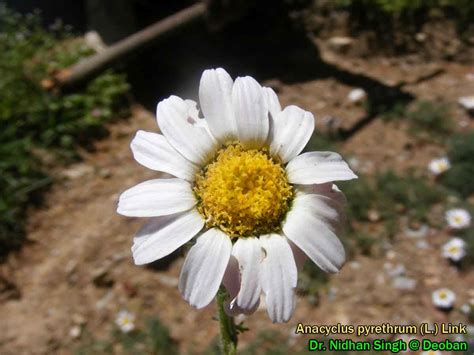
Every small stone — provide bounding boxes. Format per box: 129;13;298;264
458;96;474;113
385;263;406;278
392;276;417;290
416;240;429;249
95;291;114;310
405;224;429;238
347;88;367;104
415;32;427;42
69;325;82;339
349;261;361;269
157;275;179;288
368;209;380;222
327;36;354;53
62;164;94;179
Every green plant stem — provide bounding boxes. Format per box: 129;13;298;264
216;288;238;355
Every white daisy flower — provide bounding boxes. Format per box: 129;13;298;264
117;68;357;323
115;310;135;333
442;237;467;262
445;208;471;229
432;288;456;309
428;157;450;175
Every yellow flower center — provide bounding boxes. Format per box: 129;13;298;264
448;246;459;254
194;143;293;238
453;215;463;224
439;291;447;300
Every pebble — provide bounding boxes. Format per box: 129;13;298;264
386;251;397;260
415;32;427;42
405;224;429;238
328;36;354;52
157;275;179;288
368;209;380;222
347;88;367;103
458;96;474;113
392;276;417;290
349;261;361;269
62;164;94;180
384;263;406;277
95;291;114;310
416;240;429;249
69;325;82;339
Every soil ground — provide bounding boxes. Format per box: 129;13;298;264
1;38;473;354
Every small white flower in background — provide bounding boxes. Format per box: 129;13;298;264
445;208;471;229
460;299;474;314
458;96;474;112
115;310;135;333
117;68;357;323
428;157;450;175
442;237;466;262
460;303;470;314
432;288;456;309
347;88;367;103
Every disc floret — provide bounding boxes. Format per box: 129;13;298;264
194;143;293;238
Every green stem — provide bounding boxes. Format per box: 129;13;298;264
216;288;238;355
